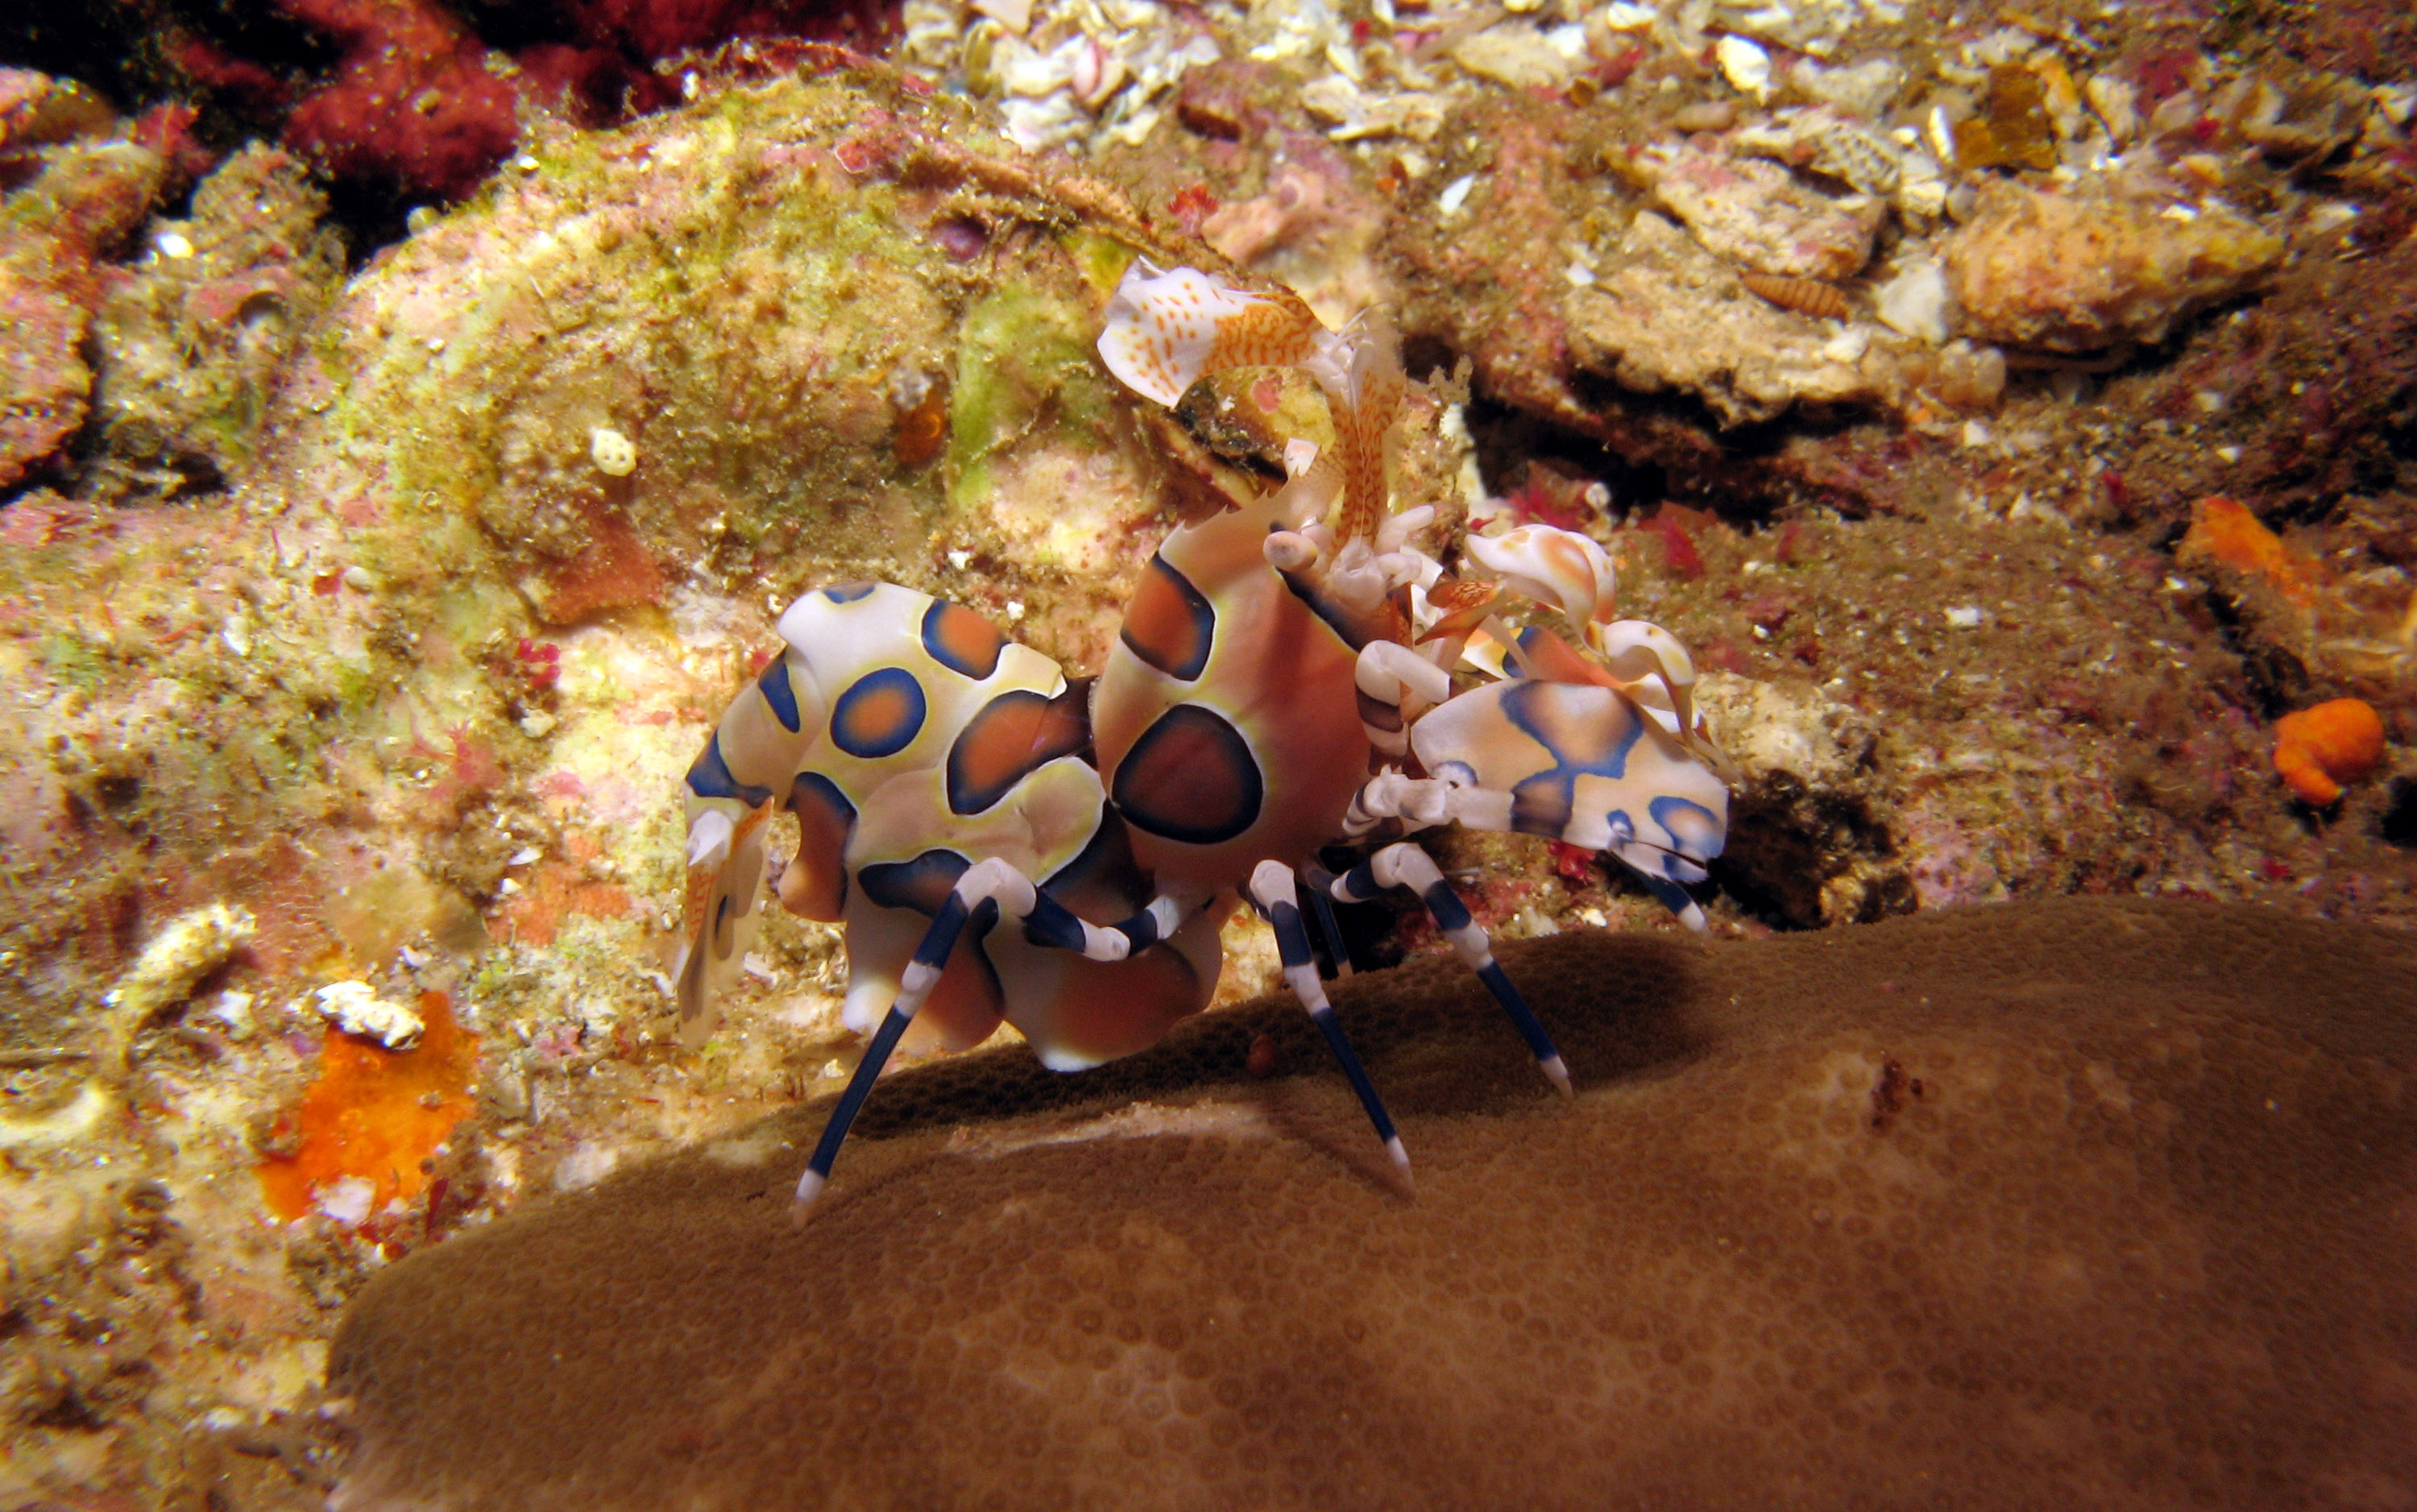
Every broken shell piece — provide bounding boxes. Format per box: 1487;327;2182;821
314;982;427;1050
2084;74;2139;144
969;0;1031;32
1790;56;1905;120
1716;36;1773;104
1874;256;1951;344
1632;139;1885;280
1452;23;1574;90
2220;68;2374;164
1731;106;1903;195
1300;74;1448;142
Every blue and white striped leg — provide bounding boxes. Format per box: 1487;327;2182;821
1298;868;1357;980
795;860;1207;1219
1018;885;1198;964
1328;843;1572;1097
1248;860;1412;1189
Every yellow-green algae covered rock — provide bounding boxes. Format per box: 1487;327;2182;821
258;63;1184;644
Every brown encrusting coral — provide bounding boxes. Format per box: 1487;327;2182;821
331;899;2417;1510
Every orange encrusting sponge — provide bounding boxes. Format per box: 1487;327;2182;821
257;991;479;1222
2272;698;2386;806
2177;496;2323;607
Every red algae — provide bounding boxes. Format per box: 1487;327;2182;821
257;992;479;1222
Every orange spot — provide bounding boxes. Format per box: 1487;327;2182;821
1246;1032;1279;1079
257;992;478;1222
2273;698;2386;806
2177;496;2320;609
537;498;668;626
923;600;1005;678
1121;555;1213;680
893;390;947;468
838;684;914;747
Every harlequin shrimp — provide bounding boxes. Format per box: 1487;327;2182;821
675;582;1232;1210
676;261;1732;1215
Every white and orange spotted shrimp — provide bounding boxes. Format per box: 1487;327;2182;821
676;582;1230;1210
678;262;1731;1213
1086;260;1731;1183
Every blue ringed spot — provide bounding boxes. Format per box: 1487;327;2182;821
685;731;773;807
831;667;927;759
921;599;1007;681
819;582;878;603
1119;554;1215;681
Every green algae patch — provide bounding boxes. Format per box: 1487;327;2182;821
945;278;1108;507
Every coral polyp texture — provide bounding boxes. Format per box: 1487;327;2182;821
330;900;2417;1510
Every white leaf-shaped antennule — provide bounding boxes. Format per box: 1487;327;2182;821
1098;262;1284;406
1465;526;1618;630
686;806;737;868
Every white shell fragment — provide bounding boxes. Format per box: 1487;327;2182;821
1716;36;1773;103
1453;23;1575;90
1875;257;1951;344
314;981;427;1050
589;425;638;477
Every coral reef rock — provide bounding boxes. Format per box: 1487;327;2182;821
1631;139;1886;282
0;113;177;488
1564;211;1901;427
1943;180;2286;354
333;899;2417;1512
89;143;344;500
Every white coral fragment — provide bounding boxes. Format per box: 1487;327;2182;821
314;981;426;1050
1716;35;1773;102
104;903;256;1063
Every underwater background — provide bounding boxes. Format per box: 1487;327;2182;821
1;0;2413;1503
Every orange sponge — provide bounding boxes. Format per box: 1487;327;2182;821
2273;698;2386;806
2177;496;2321;609
257;990;478;1222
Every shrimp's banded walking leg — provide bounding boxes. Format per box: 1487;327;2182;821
796;858;1210;1218
1324;843;1573;1096
1303;882;1355;980
1247;861;1412;1187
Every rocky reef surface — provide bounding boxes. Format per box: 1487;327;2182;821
0;0;2413;1503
